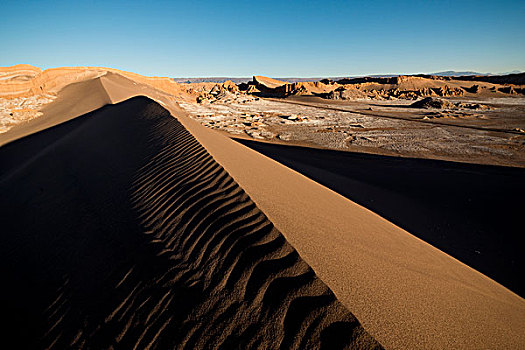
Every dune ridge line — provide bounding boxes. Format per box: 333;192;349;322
1;70;524;349
0;96;381;349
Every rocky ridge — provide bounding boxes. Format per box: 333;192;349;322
237;74;525;101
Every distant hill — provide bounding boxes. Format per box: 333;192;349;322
173;70;524;84
416;70;522;77
500;70;523;75
454;72;525;85
172;77;346;83
172;77;252;84
430;71;487;76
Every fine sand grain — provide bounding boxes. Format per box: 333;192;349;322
176;99;525;349
233;138;525;296
0;97;381;349
0;71;523;349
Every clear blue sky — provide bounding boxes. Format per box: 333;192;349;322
1;0;524;77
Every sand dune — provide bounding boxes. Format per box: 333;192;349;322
178;98;525;349
0;97;380;349
0;65;187;98
0;69;524;349
0;71;182;145
0;65;253;136
253;75;288;89
232;138;524;296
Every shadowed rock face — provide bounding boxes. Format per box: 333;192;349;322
0;96;381;349
410;97;455;109
453;72;525;85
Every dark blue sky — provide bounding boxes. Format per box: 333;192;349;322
1;0;524;77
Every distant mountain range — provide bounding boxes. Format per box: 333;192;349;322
172;77;252;84
172;70;523;84
430;70;522;76
430;71;486;76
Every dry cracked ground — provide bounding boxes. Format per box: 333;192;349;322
179;94;525;167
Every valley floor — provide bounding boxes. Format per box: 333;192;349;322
180;95;525;167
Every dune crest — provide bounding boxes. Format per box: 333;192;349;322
0;67;524;349
0;65;188;98
253;75;288;89
0;97;381;349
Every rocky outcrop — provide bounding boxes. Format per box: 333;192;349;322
433;85;464;97
245;85;260;94
464;84;481;93
456;102;491;110
336;76;406;85
498;86;517;94
195;81;255;104
246;77;339;98
325;87;368;100
410;97;455;109
239;73;524;101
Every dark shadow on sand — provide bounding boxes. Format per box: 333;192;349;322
233;138;524;296
0;97;381;349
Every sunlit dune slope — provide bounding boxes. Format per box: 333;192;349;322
0;68;523;349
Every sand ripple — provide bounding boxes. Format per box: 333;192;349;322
0;96;380;349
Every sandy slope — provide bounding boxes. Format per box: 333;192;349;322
253;76;288;89
0;72;524;349
0;72;179;146
0;65;188;98
176;95;525;350
0;65;203;135
233;138;524;296
0;97;380;349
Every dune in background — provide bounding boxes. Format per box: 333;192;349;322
0;64;190;99
0;70;179;145
0;65;212;136
0;66;524;349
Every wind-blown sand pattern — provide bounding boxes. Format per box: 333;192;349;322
1;67;524;349
0;97;381;349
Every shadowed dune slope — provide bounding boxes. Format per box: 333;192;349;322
0;72;182;147
2;71;524;349
176;103;525;349
0;97;381;349
0;65;187;98
0;76;112;146
253;76;288;89
233;138;525;296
